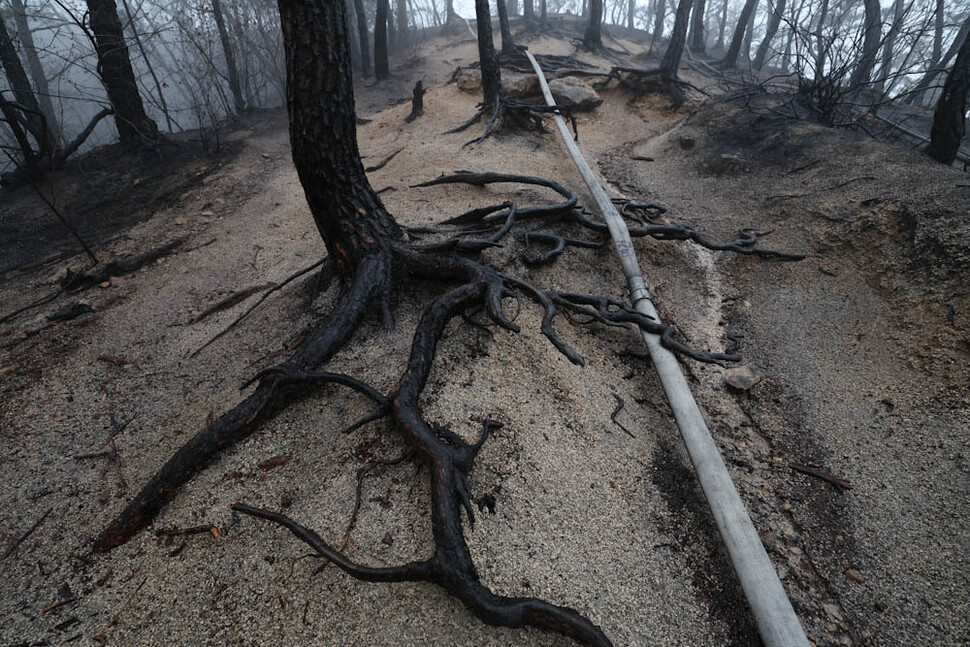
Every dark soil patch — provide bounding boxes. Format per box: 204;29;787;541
0;135;243;276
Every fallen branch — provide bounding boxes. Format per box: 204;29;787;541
2;507;53;559
61;236;189;292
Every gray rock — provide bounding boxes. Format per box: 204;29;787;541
548;77;603;112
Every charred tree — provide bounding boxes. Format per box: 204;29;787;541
85;0;158;146
8;0;60;146
721;0;758;68
352;0;371;77
628;0;636;30
475;0;501;111
584;0;603;50
661;0;694;105
539;0;547;24
0;13;52;156
715;0;728;48
497;0;515;54
927;15;970;165
651;0;666;51
908;17;970;106
396;0;409;49
375;0;390;80
0;89;42;180
213;0;246;113
688;0;706;52
875;0;906;93
849;0;881;87
524;0;534;22
753;0;786;70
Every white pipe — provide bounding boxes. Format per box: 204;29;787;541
523;49;810;647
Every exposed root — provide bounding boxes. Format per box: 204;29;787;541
95;173;803;645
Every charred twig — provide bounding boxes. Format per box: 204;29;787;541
0;288;63;324
610;394;634;437
190;259;329;357
155;525;219;538
789;463;852;491
364;147;405;172
186;283;276;325
2;507;53;559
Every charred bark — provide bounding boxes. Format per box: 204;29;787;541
584;0;604;50
927;16;970;165
721;0;758;68
475;0;501;111
0;13;51;155
8;0;60;146
651;0;666;51
688;0;706;53
849;0;880;87
85;0;157;146
397;0;409;49
213;0;246;113
352;0;371;77
661;0;694;105
753;0;785;70
497;0;515;54
375;0;390;80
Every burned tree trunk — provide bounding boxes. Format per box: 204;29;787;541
715;0;728;48
753;0;786;70
0;89;42;181
375;0;390;80
927;16;970;165
85;0;158;146
213;0;246;113
849;0;881;87
688;0;706;53
0;13;52;156
628;0;636;30
661;0;694;105
584;0;603;50
524;0;534;22
8;0;60;147
396;0;409;49
475;0;501;112
497;0;515;54
721;0;758;68
352;0;371;77
651;0;666;50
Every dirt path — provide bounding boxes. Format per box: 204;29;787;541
2;21;968;647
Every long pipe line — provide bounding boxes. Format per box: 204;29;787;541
523;49;811;647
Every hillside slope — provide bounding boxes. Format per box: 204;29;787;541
1;19;967;647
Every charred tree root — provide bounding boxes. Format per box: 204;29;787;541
593;66;708;108
444;95;575;146
94;174;803;646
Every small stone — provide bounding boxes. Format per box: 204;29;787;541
724;364;764;390
844;568;865;584
381;533;393;546
174;217;188;225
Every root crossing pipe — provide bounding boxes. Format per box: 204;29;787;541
523;49;810;647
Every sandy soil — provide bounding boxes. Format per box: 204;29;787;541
2;18;968;647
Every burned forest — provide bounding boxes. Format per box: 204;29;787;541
1;1;969;647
